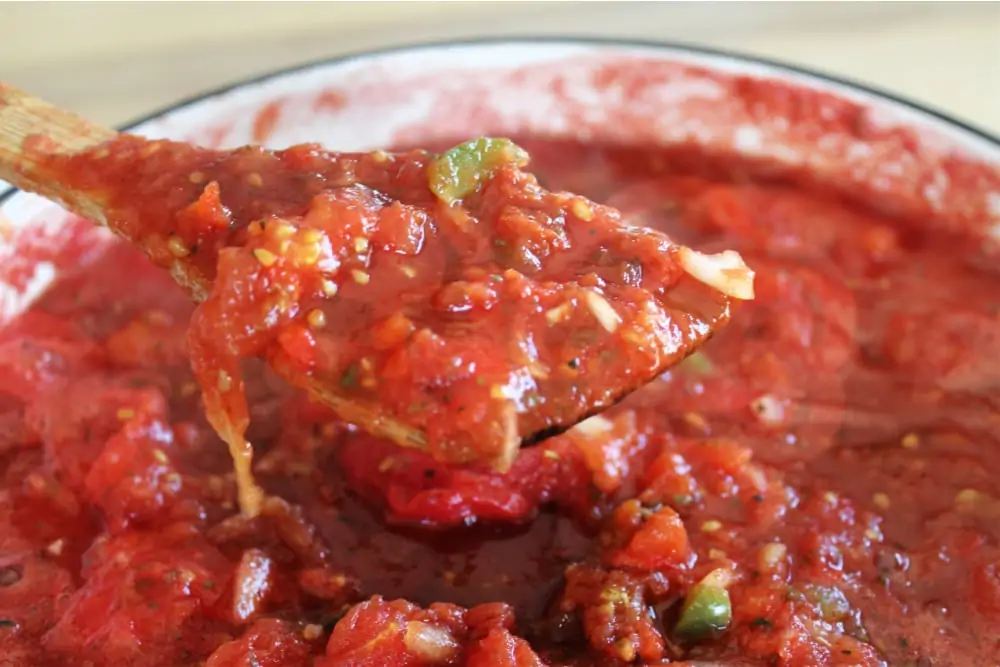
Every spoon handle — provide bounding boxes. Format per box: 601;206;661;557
0;82;432;461
0;82;116;221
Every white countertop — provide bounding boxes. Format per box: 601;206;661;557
3;2;999;133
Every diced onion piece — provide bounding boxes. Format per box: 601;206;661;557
758;542;787;572
232;549;273;622
955;488;984;505
545;302;572;325
527;360;550;380
676;247;755;300
46;539;65;556
496;400;520;473
750;394;784;426
583;290;621;333
404;621;459;662
490;384;510;400
573;414;614;437
699;568;735;590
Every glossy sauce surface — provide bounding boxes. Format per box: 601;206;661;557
2;139;999;667
33;136;736;515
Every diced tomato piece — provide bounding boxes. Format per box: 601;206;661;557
84;419;184;532
177;181;233;240
466;628;545;667
320;597;464;667
337;434;589;527
373;202;428;255
26;375;170;490
205;619;313;667
0;313;100;400
568;411;645;494
604;502;691;573
558;564;665;663
43;527;230;666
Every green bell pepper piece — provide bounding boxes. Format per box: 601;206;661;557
675;572;733;640
429;138;529;205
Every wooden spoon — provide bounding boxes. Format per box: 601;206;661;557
0;83;753;515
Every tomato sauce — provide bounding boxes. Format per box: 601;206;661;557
2;136;999;667
31;136;745;516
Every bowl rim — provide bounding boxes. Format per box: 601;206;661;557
3;35;998;211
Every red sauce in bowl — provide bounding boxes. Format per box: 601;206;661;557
2;135;999;667
29;136;743;516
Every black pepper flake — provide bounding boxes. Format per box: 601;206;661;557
752;493;764;503
750;617;773;629
567;358;580;370
424;469;436;479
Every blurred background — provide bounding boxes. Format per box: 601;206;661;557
3;1;999;134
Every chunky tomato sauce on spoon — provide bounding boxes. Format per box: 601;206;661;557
17;131;750;516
